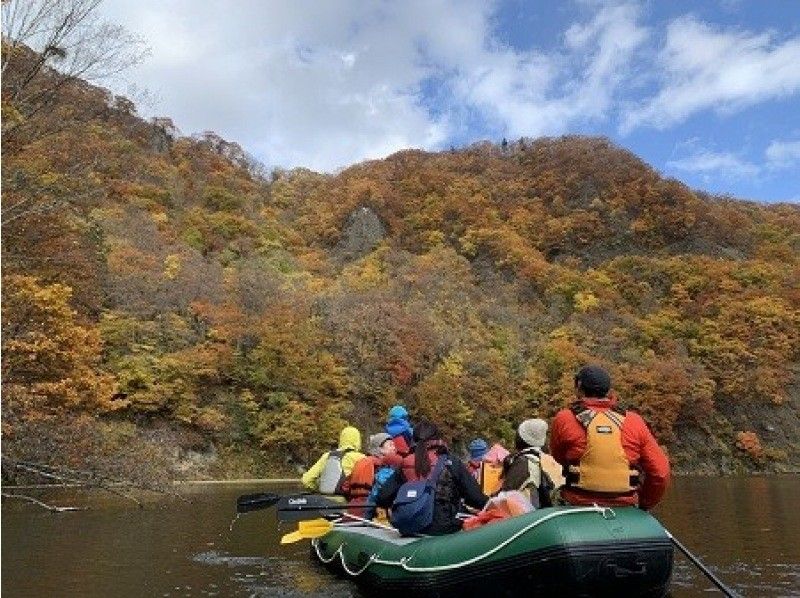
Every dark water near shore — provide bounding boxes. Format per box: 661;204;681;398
2;477;798;597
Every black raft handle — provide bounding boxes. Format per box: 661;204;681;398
604;560;647;578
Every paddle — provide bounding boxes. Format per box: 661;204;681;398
276;494;377;522
663;529;737;597
280;512;397;544
234;491;376;519
280;518;333;544
235;492;282;513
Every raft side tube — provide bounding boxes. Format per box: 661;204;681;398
314;506;673;597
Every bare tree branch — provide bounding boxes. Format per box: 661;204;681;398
1;456;191;505
1;0;148;141
6;460;143;507
1;492;87;512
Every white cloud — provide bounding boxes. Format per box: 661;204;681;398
622;16;800;132
101;0;462;171
460;2;648;137
666;149;760;179
765;139;800;169
667;137;800;188
94;0;797;178
97;0;648;171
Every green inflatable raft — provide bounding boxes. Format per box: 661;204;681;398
311;505;673;597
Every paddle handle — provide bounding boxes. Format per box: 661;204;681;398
665;531;737;597
236;492;281;513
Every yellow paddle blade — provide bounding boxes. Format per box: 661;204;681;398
280;519;333;544
280;530;304;544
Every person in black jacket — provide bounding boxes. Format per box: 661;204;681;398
377;420;488;535
500;418;553;508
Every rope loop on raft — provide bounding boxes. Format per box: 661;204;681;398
312;541;376;575
313;504;614;576
599;505;617;520
314;542;344;565
341;552;376;576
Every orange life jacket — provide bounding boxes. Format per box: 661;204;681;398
565;408;639;494
346;456;377;500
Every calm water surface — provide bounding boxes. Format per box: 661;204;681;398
2;477;798;597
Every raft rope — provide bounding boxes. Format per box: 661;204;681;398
313;504;615;576
337;512;396;532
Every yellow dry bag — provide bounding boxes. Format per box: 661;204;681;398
479;462;504;495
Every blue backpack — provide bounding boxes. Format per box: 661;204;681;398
390;456;449;536
365;465;396;520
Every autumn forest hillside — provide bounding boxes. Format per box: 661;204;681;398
3;52;800;482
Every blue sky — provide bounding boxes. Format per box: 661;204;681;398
97;0;800;203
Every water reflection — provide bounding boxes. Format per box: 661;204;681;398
2;477;798;597
655;475;800;597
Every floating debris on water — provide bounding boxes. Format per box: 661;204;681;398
192;550;274;568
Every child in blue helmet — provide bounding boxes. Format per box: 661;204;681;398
385;404;413;457
466;438;489;478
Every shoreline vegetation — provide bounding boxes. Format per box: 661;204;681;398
4;471;799;496
2;29;799;494
8;456;800;497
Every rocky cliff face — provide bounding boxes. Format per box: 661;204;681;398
334;206;386;261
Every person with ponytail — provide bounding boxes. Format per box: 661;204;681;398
377;420;488;535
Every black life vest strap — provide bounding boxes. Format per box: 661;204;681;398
566;487;639;499
519;447;542;457
564;461;579;486
564;460;641;488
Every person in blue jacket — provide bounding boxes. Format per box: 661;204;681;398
385;404;414;457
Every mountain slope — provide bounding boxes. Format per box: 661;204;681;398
2;63;799;480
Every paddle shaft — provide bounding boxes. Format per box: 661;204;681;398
336;512;396;531
665;531;737;597
279;502;377;511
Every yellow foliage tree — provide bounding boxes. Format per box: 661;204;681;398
2;275;117;415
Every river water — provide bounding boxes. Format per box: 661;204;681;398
2;476;798;597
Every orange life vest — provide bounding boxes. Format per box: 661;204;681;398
566;408;639;494
346;456;377;499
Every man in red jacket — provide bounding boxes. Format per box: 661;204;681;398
549;365;670;510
